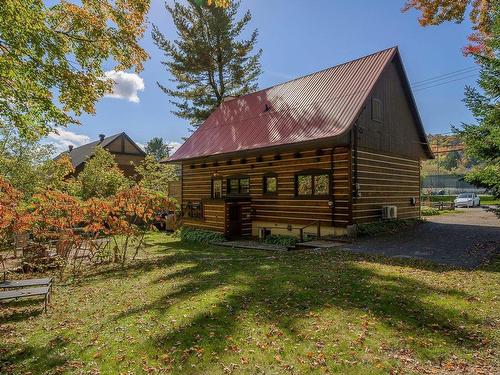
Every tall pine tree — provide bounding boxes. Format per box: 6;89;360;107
454;6;499;197
152;0;262;128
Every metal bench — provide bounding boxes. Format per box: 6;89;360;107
0;285;51;312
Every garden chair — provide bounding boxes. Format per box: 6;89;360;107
13;232;30;258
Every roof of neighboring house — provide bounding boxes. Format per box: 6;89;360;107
55;132;145;168
168;47;432;162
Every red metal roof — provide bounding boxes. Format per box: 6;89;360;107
169;47;400;162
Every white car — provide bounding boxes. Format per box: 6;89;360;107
454;193;481;208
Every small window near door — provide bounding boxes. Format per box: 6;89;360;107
372;97;383;123
263;173;277;195
227;176;250;195
185;201;203;219
212;177;223;199
296;171;330;197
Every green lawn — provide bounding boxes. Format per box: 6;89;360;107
421;206;461;216
1;233;499;374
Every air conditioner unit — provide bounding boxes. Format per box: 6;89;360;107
382;206;397;220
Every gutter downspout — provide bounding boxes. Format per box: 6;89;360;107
330;148;334;226
352;121;359;199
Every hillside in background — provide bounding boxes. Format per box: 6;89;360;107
423;134;477;177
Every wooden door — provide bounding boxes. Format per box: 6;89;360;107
227;204;243;238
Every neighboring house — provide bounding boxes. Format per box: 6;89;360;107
56;132;146;178
167;47;433;239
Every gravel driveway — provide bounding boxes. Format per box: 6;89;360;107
345;207;500;268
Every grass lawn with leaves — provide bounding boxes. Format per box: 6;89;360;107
1;232;499;374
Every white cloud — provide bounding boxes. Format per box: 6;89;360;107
168;141;182;155
104;70;145;103
136;142;146;152
47;129;91;153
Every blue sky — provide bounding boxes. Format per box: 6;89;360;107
49;0;478;151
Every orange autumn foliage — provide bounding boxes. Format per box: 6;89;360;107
1;175;175;264
402;0;495;56
0;177;30;242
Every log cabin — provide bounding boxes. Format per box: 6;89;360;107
167;47;433;239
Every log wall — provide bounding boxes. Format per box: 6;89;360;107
352;148;421;224
181;145;351;235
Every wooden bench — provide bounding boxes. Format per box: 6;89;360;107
0;278;52;312
0;285;51;312
0;277;52;289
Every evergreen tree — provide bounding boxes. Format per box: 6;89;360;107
454;8;500;196
152;0;262;127
145;137;170;161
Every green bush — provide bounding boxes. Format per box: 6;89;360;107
175;226;226;244
262;234;299;247
421;206;440;216
357;219;420;237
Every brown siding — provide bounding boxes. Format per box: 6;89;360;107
357;61;426;160
352;148;420;224
168;181;181;201
184;201;225;232
332;146;351;227
113;154;145;179
181;145;351;235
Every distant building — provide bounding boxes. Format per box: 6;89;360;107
422;174;486;195
56;132;146;178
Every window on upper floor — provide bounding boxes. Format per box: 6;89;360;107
227;176;250;195
372;97;383;123
263;173;277;195
211;176;223;199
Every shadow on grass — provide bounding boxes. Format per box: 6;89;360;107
0;299;45;323
0;336;70;374
107;240;491;364
4;235;497;373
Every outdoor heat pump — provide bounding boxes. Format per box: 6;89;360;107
382;206;397;220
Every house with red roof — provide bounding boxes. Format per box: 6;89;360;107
167;47;433;239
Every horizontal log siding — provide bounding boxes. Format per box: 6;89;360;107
352;148;420;224
183;201;225;232
332;146;351;226
181;146;351;232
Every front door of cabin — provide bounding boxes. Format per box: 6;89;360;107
227;204;243;238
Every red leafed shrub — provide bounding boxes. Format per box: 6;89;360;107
0;177;29;250
2;176;175;276
106;186;174;264
30;190;84;242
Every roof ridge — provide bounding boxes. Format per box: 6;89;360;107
223;46;398;103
